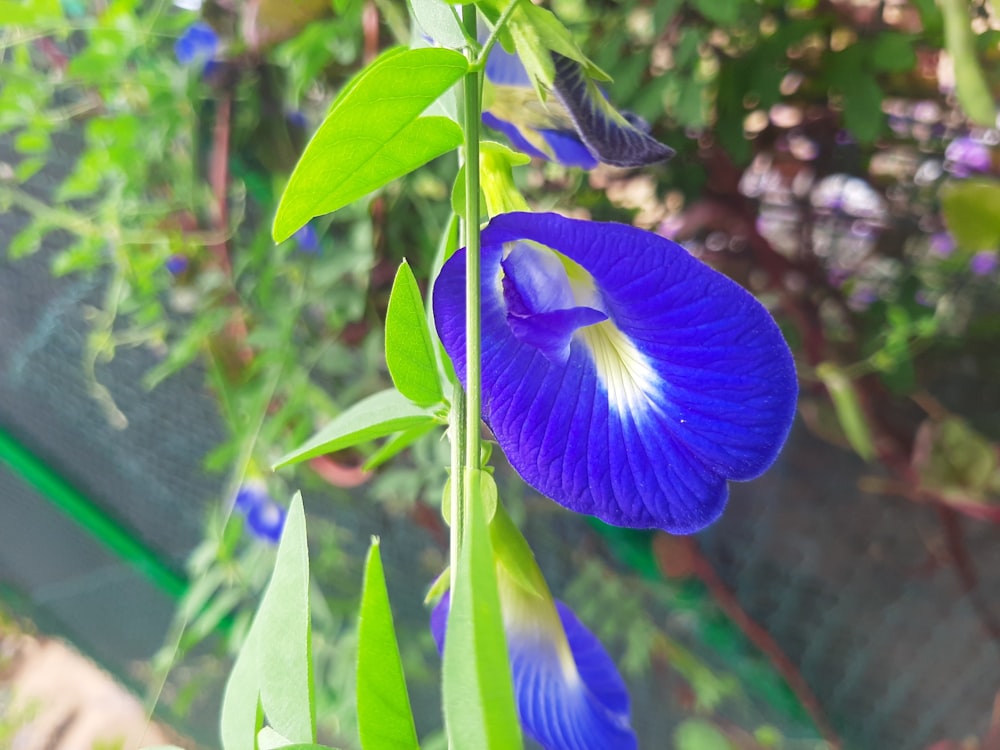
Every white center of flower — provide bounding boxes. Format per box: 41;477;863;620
579;321;659;415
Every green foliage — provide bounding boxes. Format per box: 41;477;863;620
941;180;1000;250
816;363;875;462
273;47;467;241
385;261;445;407
357;539;420;750
221;494;314;750
273;389;440;469
442;469;522;750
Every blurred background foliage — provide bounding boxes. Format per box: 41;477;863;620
2;0;1000;748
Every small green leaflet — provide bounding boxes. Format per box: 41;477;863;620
816;363;875;462
273;47;467;241
386;261;445;406
357;538;421;750
273;389;438;469
362;420;439;471
220;494;315;750
442;469;523;750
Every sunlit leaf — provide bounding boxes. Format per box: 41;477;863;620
274;390;437;469
816;363;875;462
941;179;1000;250
362;420;439;471
256;493;314;745
273;47;466;241
940;0;995;126
357;538;420;750
386;260;445;406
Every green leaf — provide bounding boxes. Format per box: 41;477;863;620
0;0;62;25
256;493;315;745
940;0;995;126
442;468;523;750
273;389;437;469
386;260;445;406
220;627;263;750
408;0;466;49
362;419;439;471
357;538;420;750
273;48;466;241
941;179;1000;250
674;719;736;750
688;0;740;26
870;32;917;72
816;363;875;462
841;74;884;143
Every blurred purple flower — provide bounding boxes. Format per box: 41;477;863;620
945;137;992;178
930;232;956;258
165;254;189;275
970;251;998;276
294;222;320;253
233;482;285;544
175;22;219;70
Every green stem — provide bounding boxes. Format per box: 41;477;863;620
475;0;522;68
462;3;483;519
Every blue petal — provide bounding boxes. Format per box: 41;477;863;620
175;22;218;66
430;593;636;750
485;44;533;88
432;212;798;532
246;499;285;544
538;129;599;170
551;54;674;168
483;112;550;162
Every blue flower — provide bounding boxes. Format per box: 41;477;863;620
165;254;189;275
233;483;286;544
945;136;992;178
431;591;636;750
433;212;798;533
175;22;219;69
483;45;673;169
293;222;320;253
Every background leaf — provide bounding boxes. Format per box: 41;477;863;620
273;47;466;240
357;538;421;750
941;179;1000;250
386;260;445;406
273;390;437;468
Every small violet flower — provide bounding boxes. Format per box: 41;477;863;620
930;232;956;258
970;250;998;276
945;136;992;178
175;22;219;71
294;222;320;253
234;483;286;544
483;45;673;169
165;254;189;276
433;212;798;533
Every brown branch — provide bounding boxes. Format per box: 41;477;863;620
653;534;842;748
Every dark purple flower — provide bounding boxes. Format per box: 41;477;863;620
970;251;998;276
483;46;673;169
294;222;320;253
233;482;285;544
165;254;189;275
432;212;797;533
945;137;992;178
175;22;219;69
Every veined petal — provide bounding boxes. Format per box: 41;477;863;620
431;592;636;750
550;54;674;168
432;212;798;532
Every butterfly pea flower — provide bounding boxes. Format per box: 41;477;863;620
234;482;286;544
175;22;219;71
433;212;798;533
483;44;673;169
970;250;998;276
293;222;320;253
430;507;636;750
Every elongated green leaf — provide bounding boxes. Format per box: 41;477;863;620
220;627;263;750
386;261;445;406
257;493;314;745
940;0;995;126
274;390;437;469
273;48;467;241
443;469;523;750
357;539;421;750
817;363;875;462
362;419;439;471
